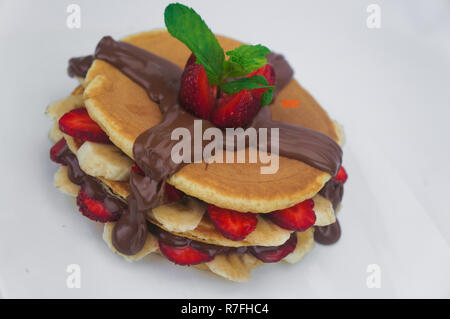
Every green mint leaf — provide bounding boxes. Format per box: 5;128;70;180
164;3;224;85
220;75;269;94
223;44;270;78
260;87;274;106
222;60;247;79
219;75;274;106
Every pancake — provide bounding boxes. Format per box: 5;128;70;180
83;30;343;213
48;82;337;248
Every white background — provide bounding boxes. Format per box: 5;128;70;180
0;0;449;298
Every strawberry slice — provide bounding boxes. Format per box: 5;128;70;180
50;138;67;165
249;232;297;263
246;64;276;100
333;166;348;183
208;205;258;241
76;187;121;222
210;89;259;128
179;54;217;120
159;241;214;266
59;108;110;144
165;183;184;202
267;199;316;231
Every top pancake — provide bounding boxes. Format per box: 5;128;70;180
83;30;343;213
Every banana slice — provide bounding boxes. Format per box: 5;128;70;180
49;122;63;143
54;166;80;197
283;228;314;264
206;253;262;282
77;141;133;181
313;195;336;226
150;197;206;232
45;94;84;121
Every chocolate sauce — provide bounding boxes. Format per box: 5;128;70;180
149;223;231;256
247;232;297;261
68;55;94;78
319;179;344;210
149;223;296;262
314;220;341;245
71;36;343;254
58;142;127;221
58;143;85;185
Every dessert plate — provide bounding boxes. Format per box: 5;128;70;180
1;0;450;298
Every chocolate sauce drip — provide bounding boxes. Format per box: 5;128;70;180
79;36;343;254
58;143;128;221
111;197;148;254
149;223;297;261
68;55;94;78
266;52;294;95
250;107;342;175
319;179;344;209
58;144;85;185
314;220;341;245
149;223;231;256
82;176;127;220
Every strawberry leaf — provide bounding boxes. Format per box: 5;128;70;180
164;3;224;85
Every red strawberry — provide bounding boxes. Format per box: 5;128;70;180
59;108;110;144
131;163;145;176
50;138;67;165
76;188;121;222
267;199;316;231
333;166;348;183
246;64;276;100
179;54;217;119
249;232;297;263
208;205;258;241
165;183;184;202
184;53;197;68
159;241;214;266
210;89;259;128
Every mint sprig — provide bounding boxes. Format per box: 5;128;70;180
164;3;274;105
220;75;274;106
164;3;224;85
223;44;270;78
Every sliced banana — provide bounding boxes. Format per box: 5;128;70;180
77;141;133;181
244;215;293;246
49;122;63;143
206;253;262;282
313;195;336;226
149;197;206;232
45;94;84;121
283;228;315;264
54;166;80;197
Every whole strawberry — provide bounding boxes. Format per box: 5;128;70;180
179;54;217;120
165;3;275;127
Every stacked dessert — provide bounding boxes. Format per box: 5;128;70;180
46;4;347;282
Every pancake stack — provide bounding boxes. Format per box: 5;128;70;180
46;29;346;282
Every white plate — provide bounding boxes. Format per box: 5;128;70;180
1;0;449;298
